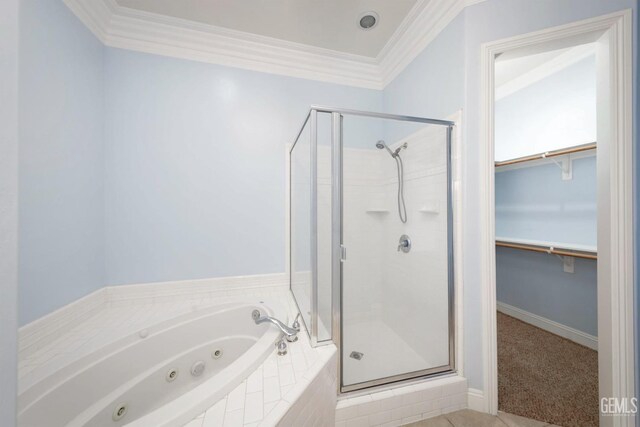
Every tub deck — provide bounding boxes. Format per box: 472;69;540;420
18;279;336;427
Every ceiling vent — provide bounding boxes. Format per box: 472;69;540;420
358;11;379;30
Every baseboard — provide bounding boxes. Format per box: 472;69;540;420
467;388;486;412
497;302;598;350
19;272;288;359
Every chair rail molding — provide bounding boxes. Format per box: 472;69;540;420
479;9;634;426
62;0;487;90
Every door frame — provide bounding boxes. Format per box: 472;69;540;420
325;108;458;393
478;9;634;426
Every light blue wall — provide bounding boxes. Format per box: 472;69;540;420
103;48;382;285
18;0;105;325
17;0;637;398
495;159;597;336
496;248;597;335
495;56;596;161
496;157;597;246
383;0;637;390
0;0;19;422
383;13;466;129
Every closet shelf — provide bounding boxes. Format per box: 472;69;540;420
495;237;597;260
495;142;596;167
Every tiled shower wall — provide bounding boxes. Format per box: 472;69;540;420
317;124;450;360
379;125;450;365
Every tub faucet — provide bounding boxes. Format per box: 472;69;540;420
252;310;298;342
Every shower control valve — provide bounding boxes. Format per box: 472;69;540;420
398;235;411;253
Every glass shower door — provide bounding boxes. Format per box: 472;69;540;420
290;111;333;344
340;114;454;391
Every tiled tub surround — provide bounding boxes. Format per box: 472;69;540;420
187;342;337;427
20;300;283;426
335;375;468;427
17;274;336;426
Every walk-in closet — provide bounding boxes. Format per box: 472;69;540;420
494;43;598;427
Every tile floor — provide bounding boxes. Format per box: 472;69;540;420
404;410;561;427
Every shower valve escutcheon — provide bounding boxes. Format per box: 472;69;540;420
398;235;411;253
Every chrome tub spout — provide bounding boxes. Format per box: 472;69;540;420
252;310;298;341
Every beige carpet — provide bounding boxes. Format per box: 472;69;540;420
497;312;599;427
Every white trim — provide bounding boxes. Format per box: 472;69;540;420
479;27;499;415
497;302;598;350
467;388;486;412
61;0;111;41
63;0;381;89
496;43;596;100
62;0;488;89
479;10;635;425
377;0;472;86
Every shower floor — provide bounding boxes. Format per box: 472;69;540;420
342;318;431;387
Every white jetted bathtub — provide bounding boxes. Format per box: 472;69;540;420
18;300;283;427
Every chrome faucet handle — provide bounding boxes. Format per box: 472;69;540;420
397;234;411;253
276;339;288;356
283;313;301;342
285;333;298;342
292;313;301;332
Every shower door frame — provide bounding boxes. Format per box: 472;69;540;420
289;105;458;393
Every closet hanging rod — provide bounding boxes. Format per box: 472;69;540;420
495;142;596;167
496;240;597;260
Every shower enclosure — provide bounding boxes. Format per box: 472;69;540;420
289;106;455;393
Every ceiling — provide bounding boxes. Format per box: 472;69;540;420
115;0;418;57
495;43;596;98
495;48;570;87
64;0;483;89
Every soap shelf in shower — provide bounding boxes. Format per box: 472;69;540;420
365;208;390;214
418;204;439;214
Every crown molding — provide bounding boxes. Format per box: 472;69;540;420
377;0;468;85
495;43;595;100
63;0;487;90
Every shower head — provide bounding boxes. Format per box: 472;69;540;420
375;140;396;157
376;140;407;158
394;142;408;156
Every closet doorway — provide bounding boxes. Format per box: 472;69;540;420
494;43;599;426
479;11;634;427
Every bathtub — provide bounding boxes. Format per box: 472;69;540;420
18;299;284;427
